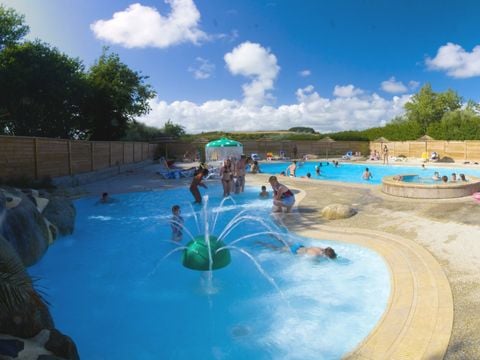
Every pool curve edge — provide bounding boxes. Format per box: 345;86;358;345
274;184;454;360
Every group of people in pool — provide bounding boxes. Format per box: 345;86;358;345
431;172;468;183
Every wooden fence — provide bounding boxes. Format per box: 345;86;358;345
370;141;480;162
0;135;157;180
4;135;480;181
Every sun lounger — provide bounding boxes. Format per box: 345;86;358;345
342;151;353;160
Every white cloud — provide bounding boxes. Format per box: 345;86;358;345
90;1;208;48
299;69;311;77
408;80;420;90
224;41;280;106
381;77;408;94
140;85;411;133
426;42;480;78
188;57;215;79
333;84;364;97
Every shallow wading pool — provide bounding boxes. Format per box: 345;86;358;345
29;185;390;359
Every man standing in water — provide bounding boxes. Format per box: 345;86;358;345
234;154;247;193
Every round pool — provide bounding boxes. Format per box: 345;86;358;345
382;174;480;198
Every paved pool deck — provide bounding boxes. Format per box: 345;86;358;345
67;161;480;359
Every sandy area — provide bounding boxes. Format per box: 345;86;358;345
62;161;480;359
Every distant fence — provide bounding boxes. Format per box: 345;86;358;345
157;140;370;160
370;141;480;161
4;136;480;181
0;135;157;180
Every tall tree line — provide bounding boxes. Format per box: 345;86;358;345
0;5;157;140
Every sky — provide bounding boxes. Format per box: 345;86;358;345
2;0;480;134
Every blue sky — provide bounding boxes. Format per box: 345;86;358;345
3;0;480;133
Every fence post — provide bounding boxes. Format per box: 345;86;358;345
91;142;95;171
122;142;125;164
109;142;112;167
132;142;135;162
33;137;39;180
68;140;72;175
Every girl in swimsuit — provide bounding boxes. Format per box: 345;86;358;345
268;175;295;213
220;159;233;197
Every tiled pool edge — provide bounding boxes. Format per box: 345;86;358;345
382;175;480;199
283;187;453;359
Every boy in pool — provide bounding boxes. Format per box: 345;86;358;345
259;185;269;198
258;241;337;259
170;205;184;242
362;167;372;180
290;243;337;259
97;192;117;204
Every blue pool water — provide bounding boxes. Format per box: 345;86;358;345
29;185;390;360
400;175;440;184
259;161;480;185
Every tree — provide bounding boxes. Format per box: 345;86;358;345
404;84;462;134
84;49;156;140
0;41;87;138
289;126;316;133
163;119;186;138
0;5;29;50
428;110;480;140
123;121;165;141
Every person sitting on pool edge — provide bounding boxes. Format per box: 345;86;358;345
268;175;295;213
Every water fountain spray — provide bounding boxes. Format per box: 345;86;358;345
182;196;231;271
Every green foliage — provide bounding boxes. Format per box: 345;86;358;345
123;121;165;141
428;109;480;140
0;235;48;314
327;131;370;141
84;49;156;140
288;126;316;133
0;41;86;138
325;117;423;141
404;84;462;133
0;5;29;49
163;119;186;138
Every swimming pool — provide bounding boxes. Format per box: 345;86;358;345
29;186;390;359
259;161;480;185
